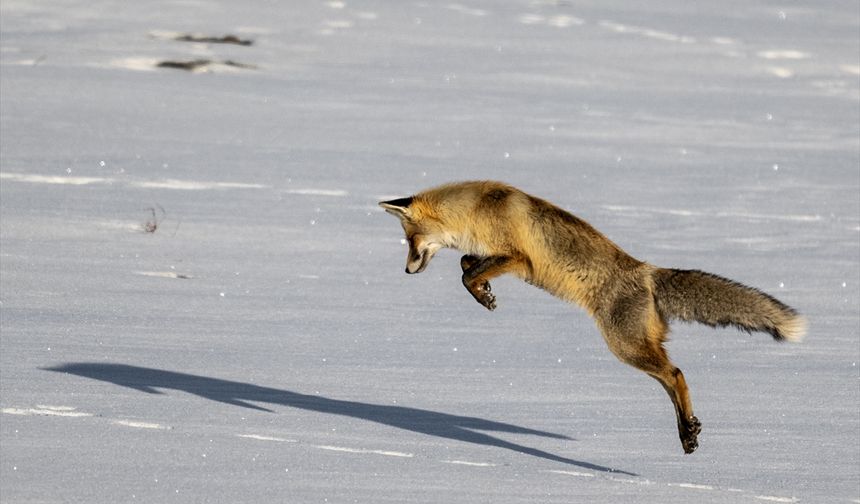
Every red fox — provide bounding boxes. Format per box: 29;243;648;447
380;180;805;454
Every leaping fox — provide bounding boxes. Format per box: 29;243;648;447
380;180;805;454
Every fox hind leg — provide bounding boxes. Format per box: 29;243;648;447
600;302;701;453
616;340;701;453
648;361;701;453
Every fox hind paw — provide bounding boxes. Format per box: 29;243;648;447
681;416;702;454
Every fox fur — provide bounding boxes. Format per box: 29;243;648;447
380;180;805;454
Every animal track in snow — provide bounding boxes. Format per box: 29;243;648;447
148;31;253;46
144;31;257;71
155;59;257;73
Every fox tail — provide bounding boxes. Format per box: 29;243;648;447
653;268;806;342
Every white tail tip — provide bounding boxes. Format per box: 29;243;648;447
780;315;807;343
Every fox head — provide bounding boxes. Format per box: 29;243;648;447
379;196;449;274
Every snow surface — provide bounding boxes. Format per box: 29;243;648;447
1;0;858;502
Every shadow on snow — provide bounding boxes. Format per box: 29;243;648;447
44;362;636;475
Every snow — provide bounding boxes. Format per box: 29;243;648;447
1;0;858;502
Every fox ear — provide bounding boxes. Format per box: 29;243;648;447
379;196;414;220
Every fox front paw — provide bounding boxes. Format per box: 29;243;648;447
474;282;496;311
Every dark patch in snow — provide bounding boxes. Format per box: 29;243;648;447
174;34;253;46
155;59;257;72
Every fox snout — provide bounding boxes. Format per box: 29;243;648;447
405;240;434;274
405;259;425;274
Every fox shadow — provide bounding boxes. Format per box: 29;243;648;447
44;363;635;475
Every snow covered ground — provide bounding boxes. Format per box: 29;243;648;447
1;0;858;502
